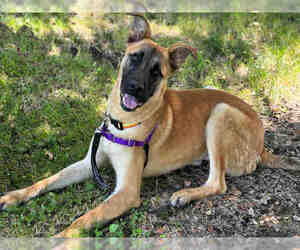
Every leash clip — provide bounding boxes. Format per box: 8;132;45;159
95;126;102;134
103;115;110;127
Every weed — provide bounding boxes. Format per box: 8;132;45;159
0;13;299;237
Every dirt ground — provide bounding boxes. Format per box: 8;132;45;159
138;102;300;237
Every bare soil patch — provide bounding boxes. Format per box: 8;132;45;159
140;102;300;237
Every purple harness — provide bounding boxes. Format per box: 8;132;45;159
99;124;157;148
91;121;157;190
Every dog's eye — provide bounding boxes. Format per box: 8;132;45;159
151;63;162;78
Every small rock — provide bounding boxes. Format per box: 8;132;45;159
155;226;166;235
207;225;214;232
184;180;192;187
235;63;248;79
259;215;280;225
204;85;217;89
248;207;255;217
45;151;54;160
293;215;300;222
252;219;258;225
260;195;271;205
161;192;169;199
232;188;242;196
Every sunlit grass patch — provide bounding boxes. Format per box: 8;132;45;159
151;22;182;38
0;13;300;237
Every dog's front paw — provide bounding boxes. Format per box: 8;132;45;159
54;228;81;238
0;191;22;211
169;190;191;207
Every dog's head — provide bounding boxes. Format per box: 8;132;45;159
119;14;197;112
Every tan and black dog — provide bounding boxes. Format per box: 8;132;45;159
0;15;298;237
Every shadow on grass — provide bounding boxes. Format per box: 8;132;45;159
0;15;107;192
1;13;300;237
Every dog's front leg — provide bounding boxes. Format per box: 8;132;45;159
0;136;105;210
55;148;144;238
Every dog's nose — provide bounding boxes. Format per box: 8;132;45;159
127;81;143;93
128;81;137;91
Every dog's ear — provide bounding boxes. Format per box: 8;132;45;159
168;44;197;71
127;14;151;43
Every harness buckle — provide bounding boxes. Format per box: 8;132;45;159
95;126;102;134
103;115;110;127
128;139;135;147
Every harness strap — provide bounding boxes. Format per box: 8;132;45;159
143;143;149;168
91;123;157;190
100;125;156;148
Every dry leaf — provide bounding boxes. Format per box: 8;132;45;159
45;151;54;160
184;180;192;187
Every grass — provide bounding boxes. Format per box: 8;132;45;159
0;13;300;237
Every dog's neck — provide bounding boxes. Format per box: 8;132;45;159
106;75;167;125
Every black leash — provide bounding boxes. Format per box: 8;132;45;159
91;119;156;190
91;127;108;189
143;143;149;168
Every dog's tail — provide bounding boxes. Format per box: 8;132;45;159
260;147;300;170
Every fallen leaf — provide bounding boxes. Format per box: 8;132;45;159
45;151;54;160
155;227;166;235
184;180;192;187
207;225;214;233
259;215;280;225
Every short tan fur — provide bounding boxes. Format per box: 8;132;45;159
0;15;298;238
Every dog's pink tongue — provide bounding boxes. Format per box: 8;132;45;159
123;94;139;109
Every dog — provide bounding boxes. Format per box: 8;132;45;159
0;14;298;238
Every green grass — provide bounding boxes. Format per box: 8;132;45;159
0;13;300;237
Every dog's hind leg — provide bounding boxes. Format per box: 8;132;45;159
170;103;263;207
0;136;106;210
